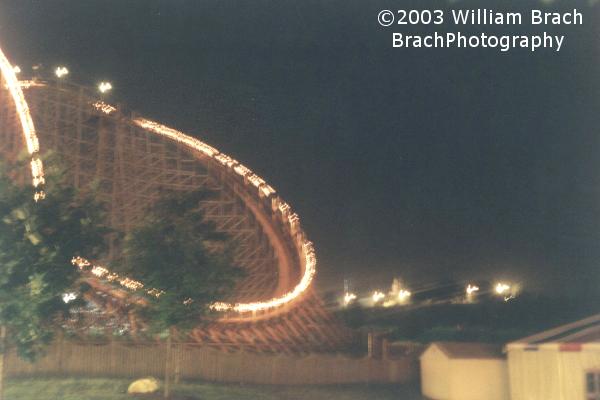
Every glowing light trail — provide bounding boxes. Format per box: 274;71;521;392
72;256;164;296
17;80;46;89
99;116;318;313
92;101;117;115
135;119;219;158
73;241;316;314
212;241;316;313
0;47;45;189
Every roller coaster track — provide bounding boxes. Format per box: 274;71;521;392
0;46;354;353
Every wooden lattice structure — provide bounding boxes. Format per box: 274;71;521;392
0;67;354;353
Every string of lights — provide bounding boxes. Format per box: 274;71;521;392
131;117;315;313
340;280;516;309
0;47;45;195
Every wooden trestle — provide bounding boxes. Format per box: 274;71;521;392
0;76;354;354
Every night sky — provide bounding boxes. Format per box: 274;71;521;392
0;0;598;296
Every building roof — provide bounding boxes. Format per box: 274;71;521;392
426;342;505;360
510;313;600;345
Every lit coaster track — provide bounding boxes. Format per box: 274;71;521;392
0;48;353;353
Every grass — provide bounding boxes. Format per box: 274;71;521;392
5;378;423;400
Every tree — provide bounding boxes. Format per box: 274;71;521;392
0;157;109;400
117;190;242;398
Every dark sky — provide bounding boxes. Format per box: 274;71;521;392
0;0;598;296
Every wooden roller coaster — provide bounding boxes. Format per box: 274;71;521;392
0;49;354;354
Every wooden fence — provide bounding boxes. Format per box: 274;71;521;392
5;339;418;385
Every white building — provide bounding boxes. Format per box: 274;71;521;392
506;313;600;400
420;341;510;400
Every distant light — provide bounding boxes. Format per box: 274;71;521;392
55;66;69;78
13;65;21;74
495;282;511;295
18;80;46;90
62;292;77;303
466;284;480;295
343;292;357;306
372;291;385;304
98;81;112;93
32;64;41;71
398;289;411;303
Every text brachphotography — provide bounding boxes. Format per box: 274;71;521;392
392;32;565;52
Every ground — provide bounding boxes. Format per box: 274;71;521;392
6;378;423;400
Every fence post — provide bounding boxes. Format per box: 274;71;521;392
164;334;172;398
56;331;64;376
174;343;180;384
110;337;117;377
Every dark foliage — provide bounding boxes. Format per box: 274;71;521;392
118;190;243;334
0;156;109;360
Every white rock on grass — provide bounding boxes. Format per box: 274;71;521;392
127;377;160;394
